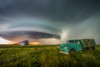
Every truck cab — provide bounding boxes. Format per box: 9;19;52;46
59;39;83;54
59;39;96;54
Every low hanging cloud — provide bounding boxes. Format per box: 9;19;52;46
67;12;100;44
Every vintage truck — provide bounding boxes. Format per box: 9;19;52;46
59;39;96;54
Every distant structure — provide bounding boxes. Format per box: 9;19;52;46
20;40;29;46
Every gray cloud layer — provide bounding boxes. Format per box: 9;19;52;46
0;0;99;23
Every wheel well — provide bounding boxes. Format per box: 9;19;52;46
70;49;75;50
69;49;76;54
70;49;76;52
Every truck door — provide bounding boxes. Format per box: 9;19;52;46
75;40;82;51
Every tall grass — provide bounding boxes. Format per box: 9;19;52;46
0;45;100;67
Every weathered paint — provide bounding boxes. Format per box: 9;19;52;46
59;39;96;54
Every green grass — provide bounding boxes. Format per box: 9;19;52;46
0;45;100;67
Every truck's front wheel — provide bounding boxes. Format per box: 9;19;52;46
70;49;75;54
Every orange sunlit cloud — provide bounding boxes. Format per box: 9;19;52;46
30;41;42;45
0;37;42;45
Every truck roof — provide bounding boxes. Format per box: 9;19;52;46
68;39;94;41
67;39;96;48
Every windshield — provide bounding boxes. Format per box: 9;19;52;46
67;40;74;44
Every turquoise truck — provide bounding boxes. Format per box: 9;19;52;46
59;39;96;54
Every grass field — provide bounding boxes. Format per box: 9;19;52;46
0;45;100;67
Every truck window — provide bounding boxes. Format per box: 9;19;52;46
67;40;74;43
75;41;80;44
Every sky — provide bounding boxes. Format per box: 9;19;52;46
0;0;100;44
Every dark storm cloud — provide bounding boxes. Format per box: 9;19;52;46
0;0;100;23
0;0;100;44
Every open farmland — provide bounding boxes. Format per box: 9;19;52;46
0;45;100;67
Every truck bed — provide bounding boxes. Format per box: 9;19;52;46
80;39;96;48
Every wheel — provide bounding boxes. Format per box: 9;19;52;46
70;49;75;54
86;47;90;50
91;47;95;50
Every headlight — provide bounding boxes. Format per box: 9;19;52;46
64;47;67;49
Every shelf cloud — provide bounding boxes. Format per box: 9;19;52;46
0;0;100;44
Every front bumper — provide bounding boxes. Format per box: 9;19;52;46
60;51;69;55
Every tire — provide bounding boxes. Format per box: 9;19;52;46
70;49;75;54
91;47;95;50
86;47;90;50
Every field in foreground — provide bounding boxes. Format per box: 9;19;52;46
0;45;100;67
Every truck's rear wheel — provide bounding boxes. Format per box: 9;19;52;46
70;49;75;54
86;47;90;50
91;47;95;50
